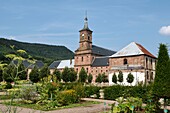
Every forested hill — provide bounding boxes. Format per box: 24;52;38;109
0;38;74;63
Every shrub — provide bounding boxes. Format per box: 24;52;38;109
57;89;79;106
5;82;12;89
20;86;38;102
73;83;85;98
84;85;101;98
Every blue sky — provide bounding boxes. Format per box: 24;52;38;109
0;0;170;56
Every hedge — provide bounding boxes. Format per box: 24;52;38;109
104;84;152;102
84;85;101;98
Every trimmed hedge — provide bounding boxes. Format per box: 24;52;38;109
104;84;152;102
84;85;101;98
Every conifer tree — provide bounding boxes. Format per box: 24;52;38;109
61;67;70;82
112;73;117;84
88;73;93;83
79;67;87;82
29;66;40;83
126;73;134;84
153;44;170;109
118;71;123;84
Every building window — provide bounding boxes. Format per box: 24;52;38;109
86;68;88;73
123;58;128;65
146;58;148;69
150;72;153;80
150;59;152;69
76;68;78;72
82;57;83;62
146;71;149;80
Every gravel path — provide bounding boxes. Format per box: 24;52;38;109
0;98;113;113
1;98;170;113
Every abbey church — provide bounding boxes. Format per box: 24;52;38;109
49;16;157;86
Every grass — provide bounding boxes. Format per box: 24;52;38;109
3;100;101;111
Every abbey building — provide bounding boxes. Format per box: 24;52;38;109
49;16;157;86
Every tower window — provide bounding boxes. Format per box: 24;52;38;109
88;35;90;40
123;58;128;65
82;57;83;62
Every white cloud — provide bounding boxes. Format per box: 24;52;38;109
159;25;170;36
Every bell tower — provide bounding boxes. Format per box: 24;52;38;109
74;14;93;74
78;15;93;50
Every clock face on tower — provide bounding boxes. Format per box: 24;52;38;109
81;34;84;40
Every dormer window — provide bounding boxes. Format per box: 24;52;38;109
123;58;128;65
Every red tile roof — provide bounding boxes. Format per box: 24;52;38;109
136;43;156;58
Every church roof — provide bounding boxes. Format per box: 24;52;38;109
110;42;156;58
28;61;44;69
92;57;109;67
49;61;60;69
92;45;116;56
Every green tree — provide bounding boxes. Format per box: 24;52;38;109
53;69;61;82
88;73;93;83
118;71;123;84
126;73;134;84
39;64;49;81
79;67;87;82
3;64;16;82
29;66;40;83
153;44;170;109
18;63;27;80
95;73;102;83
112;73;117;84
0;68;3;82
101;73;108;83
61;67;70;82
69;68;77;82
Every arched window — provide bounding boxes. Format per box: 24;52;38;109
88;35;90;40
123;58;128;65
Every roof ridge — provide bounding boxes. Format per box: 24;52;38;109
92;45;115;52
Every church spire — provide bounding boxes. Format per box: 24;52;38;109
79;11;92;32
84;11;88;29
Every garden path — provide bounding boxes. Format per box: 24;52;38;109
0;98;170;113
